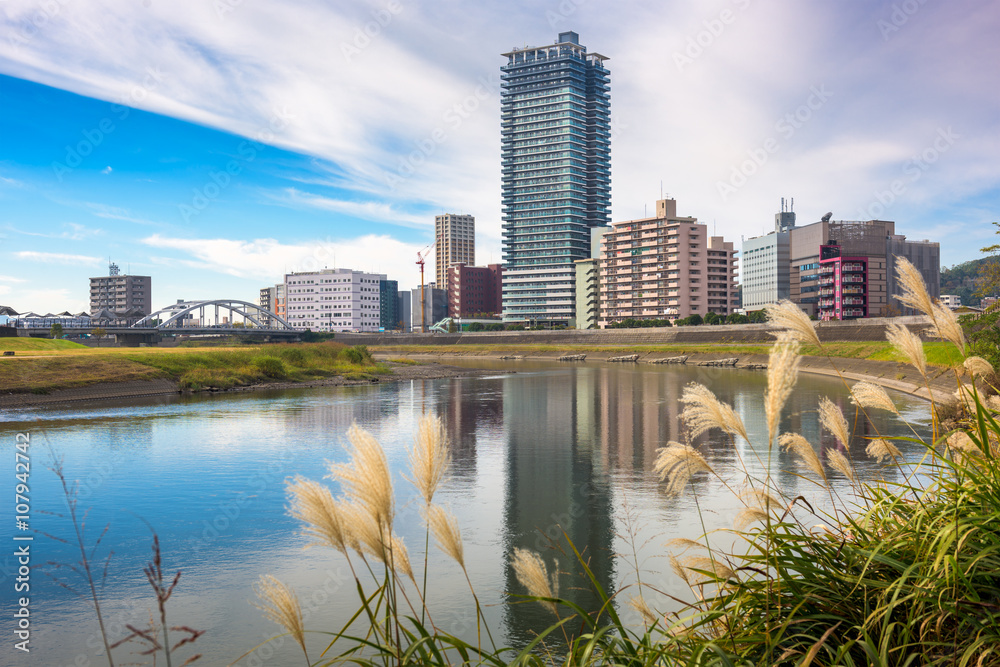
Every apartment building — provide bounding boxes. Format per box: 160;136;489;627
447;263;502;317
742;201;796;311
435;214;475;288
89;262;151;316
284;268;385;332
598;199;738;325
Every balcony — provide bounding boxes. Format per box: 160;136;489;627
842;275;865;284
842;263;865;272
819;265;835;275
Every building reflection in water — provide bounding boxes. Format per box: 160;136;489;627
501;367;615;646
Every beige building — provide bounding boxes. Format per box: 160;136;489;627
89;263;151;316
435;213;475;287
598;199;738;325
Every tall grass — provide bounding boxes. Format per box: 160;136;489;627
248;259;1000;666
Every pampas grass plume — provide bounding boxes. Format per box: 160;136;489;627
734;507;769;530
287;476;351;554
254;575;307;658
765;300;822;347
779;432;827;482
866;438;902;463
818;397;851;448
424;504;465;569
407;413;451;505
511;548;559;616
653;443;714;495
680;383;750;442
629;596;659;626
765;333;801;447
683;557;735;584
827;449;856;483
330;424;394;529
895;256;936;318
850;381;899;415
886;322;927;380
931;302;966;354
965;356;995;379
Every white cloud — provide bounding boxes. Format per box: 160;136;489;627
0;275;27;283
141;233;427;289
15;251;103;266
10;222;105;241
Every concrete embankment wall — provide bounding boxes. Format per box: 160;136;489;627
334;316;933;347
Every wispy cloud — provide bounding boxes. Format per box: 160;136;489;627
15;251;103;266
141;232;425;286
84;202;165;227
8;222;105;241
0;275;27;283
280;188;431;229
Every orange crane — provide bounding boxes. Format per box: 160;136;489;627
416;244;433;333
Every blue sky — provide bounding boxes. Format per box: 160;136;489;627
1;0;997;313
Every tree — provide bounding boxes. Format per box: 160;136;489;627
748;310;768;324
704;312;720;326
977;222;1000;298
50;322;63;339
91;327;107;346
726;313;749;325
468;322;485;332
687;313;704;326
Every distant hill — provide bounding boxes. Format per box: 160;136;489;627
940;257;995;306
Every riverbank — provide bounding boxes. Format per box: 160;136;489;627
0;360;496;409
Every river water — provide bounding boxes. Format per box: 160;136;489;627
0;359;932;666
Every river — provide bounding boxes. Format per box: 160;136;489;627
0;359;932;666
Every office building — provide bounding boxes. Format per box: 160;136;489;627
501;31;611;325
447;263;503;317
89;262;151;316
742;200;796;311
379;279;399;330
789;218;939;318
397;290;412;333
599;199;738;325
435;214;476;288
284;268;385;332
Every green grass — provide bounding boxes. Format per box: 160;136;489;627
0;342;384;393
374;341;964;367
0;337;88;351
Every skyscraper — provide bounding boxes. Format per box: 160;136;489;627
435;213;475;288
501;31;611;325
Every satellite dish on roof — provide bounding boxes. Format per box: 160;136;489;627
821;212;832;223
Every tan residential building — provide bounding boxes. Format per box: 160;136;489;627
598;199;738;325
89;262;151;316
435;213;475;287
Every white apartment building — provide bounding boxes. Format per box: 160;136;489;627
284;268;386;332
940;294;962;309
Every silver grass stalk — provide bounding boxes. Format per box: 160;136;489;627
987;396;1000;412
407;413;451;505
669;553;692;587
886;322;927;379
965;356;995;379
779;433;827;482
931;302;966;354
341;502;384;560
629;596;659;626
734;507;770;530
511;548;559;616
653;443;714;495
827;449;856;483
895;255;936;318
287;476;351;555
818;397;851;448
946;431;979;456
850;381;899;415
866;438;902;463
329;424;395;529
683;556;735;584
254;575;307;659
665;538;707;552
739;488;783;513
680;383;750;442
423;504;465;569
765;300;822;347
765;333;801;447
388;534;415;581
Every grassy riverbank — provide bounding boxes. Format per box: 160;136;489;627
0;340;386;393
372;340;965;367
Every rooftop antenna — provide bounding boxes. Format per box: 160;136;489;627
781;197;785;213
791;197;794;211
660;180;663;199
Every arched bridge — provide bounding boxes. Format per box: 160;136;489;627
132;299;294;331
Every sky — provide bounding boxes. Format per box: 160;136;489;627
0;0;998;314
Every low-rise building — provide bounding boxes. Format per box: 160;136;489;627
940;294;962;309
284;268;385;332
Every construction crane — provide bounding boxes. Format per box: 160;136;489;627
416;244;433;333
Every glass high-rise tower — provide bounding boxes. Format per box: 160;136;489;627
501;31;610;325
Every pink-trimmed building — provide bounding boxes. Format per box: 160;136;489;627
598;199;739;326
817;244;868;320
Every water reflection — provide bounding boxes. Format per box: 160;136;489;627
0;360;932;665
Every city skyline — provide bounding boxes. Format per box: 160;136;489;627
1;1;998;313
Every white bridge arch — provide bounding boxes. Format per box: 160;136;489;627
132;299;294;330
